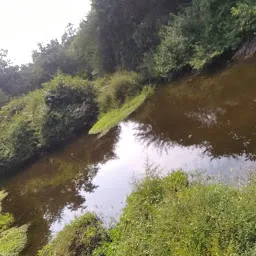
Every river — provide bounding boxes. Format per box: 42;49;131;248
1;58;256;255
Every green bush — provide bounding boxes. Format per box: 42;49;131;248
0;225;29;256
152;0;255;77
231;0;256;37
103;171;256;256
96;71;143;113
0;74;98;176
38;213;108;256
39;170;256;256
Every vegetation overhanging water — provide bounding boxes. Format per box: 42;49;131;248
0;0;255;254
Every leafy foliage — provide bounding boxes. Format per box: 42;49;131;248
39;171;256;255
0;89;8;107
0;191;28;256
96;71;143;113
231;0;256;37
0;74;98;176
104;171;256;255
38;213;108;256
0;225;29;256
153;0;256;77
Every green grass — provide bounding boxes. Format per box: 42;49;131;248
89;87;153;135
0;225;29;256
0;191;28;255
38;170;256;256
0;73;98;176
101;171;256;256
37;213;107;256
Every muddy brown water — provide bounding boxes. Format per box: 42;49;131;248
1;59;256;255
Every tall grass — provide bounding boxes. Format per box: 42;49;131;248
38;170;256;256
95;71;143;113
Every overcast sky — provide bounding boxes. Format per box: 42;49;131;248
0;0;91;65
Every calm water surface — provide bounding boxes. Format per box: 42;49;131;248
1;59;256;255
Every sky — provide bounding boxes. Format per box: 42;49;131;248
0;0;91;65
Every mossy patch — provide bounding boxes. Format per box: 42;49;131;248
0;224;29;256
89;87;153;135
38;213;107;256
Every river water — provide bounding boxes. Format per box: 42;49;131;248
1;59;256;255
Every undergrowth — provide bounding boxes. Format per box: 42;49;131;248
89;86;153;135
0;191;28;256
38;170;256;256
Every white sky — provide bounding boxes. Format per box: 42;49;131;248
0;0;91;65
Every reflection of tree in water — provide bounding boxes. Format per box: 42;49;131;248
131;60;256;160
3;126;120;255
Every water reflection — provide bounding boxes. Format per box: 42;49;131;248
132;59;256;161
2;127;120;255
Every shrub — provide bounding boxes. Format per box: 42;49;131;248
0;225;29;256
153;0;252;77
0;74;98;176
0;191;28;256
231;0;256;38
102;171;256;255
96;71;143;113
38;213;108;256
41;77;98;145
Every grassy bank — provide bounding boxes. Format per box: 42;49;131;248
0;74;98;176
89;86;153;135
38;170;256;256
0;191;28;256
0;71;153;176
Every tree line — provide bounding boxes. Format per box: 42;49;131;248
0;0;255;103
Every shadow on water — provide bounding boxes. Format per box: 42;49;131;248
1;58;256;255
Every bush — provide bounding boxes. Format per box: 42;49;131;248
0;225;29;256
38;213;108;256
0;74;98;176
152;0;254;77
231;0;256;38
104;171;256;256
96;71;143;113
39;170;256;256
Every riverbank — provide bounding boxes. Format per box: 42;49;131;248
0;191;28;256
0;74;98;177
38;170;256;256
0;71;154;177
